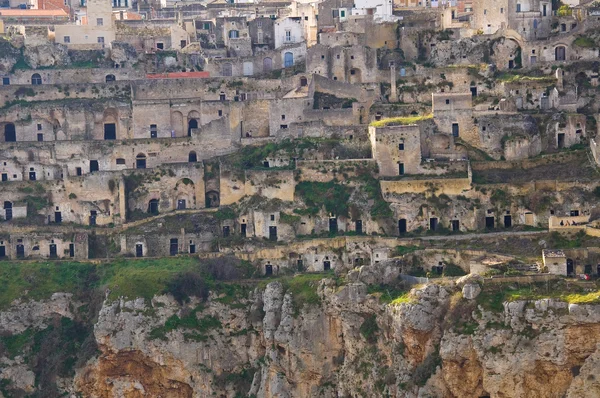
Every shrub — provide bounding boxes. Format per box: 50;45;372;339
359;314;379;343
165;272;209;304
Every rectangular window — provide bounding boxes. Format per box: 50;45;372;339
280;125;288;129
64;36;70;43
340;9;346;17
500;7;503;13
2;77;9;85
516;4;521;12
37;123;42;131
97;18;103;26
332;10;339;17
257;21;262;28
484;9;486;14
218;110;223;116
157;42;164;50
37;133;43;142
150;124;157;138
399;143;404;150
116;158;126;164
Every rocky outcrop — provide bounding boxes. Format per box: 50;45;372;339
1;277;600;398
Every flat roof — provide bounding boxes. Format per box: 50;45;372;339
542;249;566;258
0;9;68;17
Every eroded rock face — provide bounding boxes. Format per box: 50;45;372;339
2;282;600;398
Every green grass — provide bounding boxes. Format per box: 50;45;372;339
260;272;335;315
0;258;202;309
369;114;433;127
391;245;420;257
390;291;416;305
573;36;596;48
149;305;221;341
496;73;555;84
476;281;600;312
367;284;409;303
295;180;351;217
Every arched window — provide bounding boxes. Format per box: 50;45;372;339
188;151;197;162
105;74;116;82
31;73;42;85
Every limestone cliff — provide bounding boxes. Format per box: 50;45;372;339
1;271;600;398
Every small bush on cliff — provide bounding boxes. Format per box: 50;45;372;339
359;314;379;343
295;181;350;216
166;272;209;304
413;350;442;386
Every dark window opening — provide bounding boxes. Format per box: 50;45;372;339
265;264;273;275
329;217;338;234
241;223;247;237
89;210;97;226
136;244;143;257
452;123;459;137
170;238;178;256
355;220;362;234
269;226;277;241
90;160;99;173
430;217;438;231
104;123;116;140
69;243;74;257
323;260;331;271
4;123;16;142
485;216;495;229
16;244;25;258
148;199;159;215
49;244;57;259
399;219;407;234
55;211;62;224
223;226;231;237
451;220;460;231
504;215;512;228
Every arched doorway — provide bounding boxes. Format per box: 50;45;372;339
105;74;116;82
188;151;197;162
263;57;273;72
136;153;147;169
284;52;294;68
31;73;42;85
188;119;198;136
4;123;16;142
555;46;566;61
175;178;195;210
300;76;308;87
